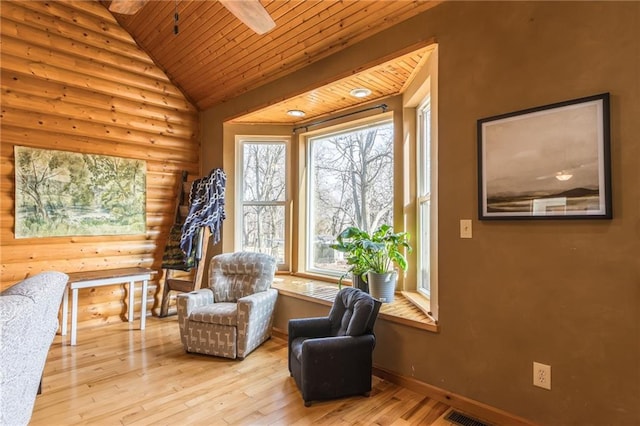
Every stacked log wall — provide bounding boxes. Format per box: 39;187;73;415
0;0;200;327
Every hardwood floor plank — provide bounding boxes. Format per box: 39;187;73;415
363;388;427;425
416;401;452;425
32;317;454;425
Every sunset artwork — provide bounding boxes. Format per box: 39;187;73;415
478;94;611;220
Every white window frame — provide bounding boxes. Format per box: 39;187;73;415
235;136;290;270
417;96;437;305
304;115;394;278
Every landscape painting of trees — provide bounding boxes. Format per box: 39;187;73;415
14;146;146;238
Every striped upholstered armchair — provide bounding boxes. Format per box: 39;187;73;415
176;252;277;359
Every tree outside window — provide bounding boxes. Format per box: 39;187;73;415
308;120;394;275
238;139;287;265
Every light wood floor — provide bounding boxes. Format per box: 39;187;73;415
32;317;458;425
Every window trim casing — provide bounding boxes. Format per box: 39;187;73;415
416;95;437;306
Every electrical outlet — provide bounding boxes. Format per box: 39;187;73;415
533;362;551;390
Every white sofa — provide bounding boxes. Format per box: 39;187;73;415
0;271;68;426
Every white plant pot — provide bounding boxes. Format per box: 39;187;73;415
367;270;397;303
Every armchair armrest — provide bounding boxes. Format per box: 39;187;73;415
288;317;332;341
177;288;214;314
176;288;214;340
287;317;333;373
237;288;278;322
236;288;278;358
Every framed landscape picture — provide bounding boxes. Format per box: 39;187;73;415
477;93;611;220
14;146;146;238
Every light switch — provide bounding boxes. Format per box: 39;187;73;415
460;219;472;238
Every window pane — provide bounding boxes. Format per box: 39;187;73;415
420;200;430;295
422;107;431;194
242;204;285;263
237;139;288;268
242;143;286;202
308;121;394;274
418;99;432;295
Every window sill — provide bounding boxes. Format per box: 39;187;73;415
272;274;439;333
401;290;437;324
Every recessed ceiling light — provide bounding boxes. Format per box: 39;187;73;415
350;88;372;98
287;109;306;117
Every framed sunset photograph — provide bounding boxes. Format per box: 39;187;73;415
477;93;611;220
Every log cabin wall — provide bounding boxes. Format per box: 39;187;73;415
0;0;200;327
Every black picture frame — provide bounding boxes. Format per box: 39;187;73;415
477;93;611;220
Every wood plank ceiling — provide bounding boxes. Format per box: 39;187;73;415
108;0;442;123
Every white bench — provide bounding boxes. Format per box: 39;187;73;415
61;267;156;345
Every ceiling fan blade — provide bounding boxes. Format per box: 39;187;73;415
219;0;276;35
109;0;148;15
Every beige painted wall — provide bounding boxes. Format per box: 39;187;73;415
202;2;640;424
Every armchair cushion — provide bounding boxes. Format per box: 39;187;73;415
210;252;275;302
328;287;378;336
188;301;238;326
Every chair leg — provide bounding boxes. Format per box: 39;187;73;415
159;283;171;318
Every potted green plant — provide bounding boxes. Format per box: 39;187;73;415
330;226;371;292
331;224;412;302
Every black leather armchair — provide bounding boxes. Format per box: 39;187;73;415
288;287;382;406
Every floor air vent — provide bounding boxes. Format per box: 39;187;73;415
444;410;491;426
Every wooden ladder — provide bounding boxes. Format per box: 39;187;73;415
159;171;209;317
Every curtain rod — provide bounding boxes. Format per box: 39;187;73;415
292;103;388;134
